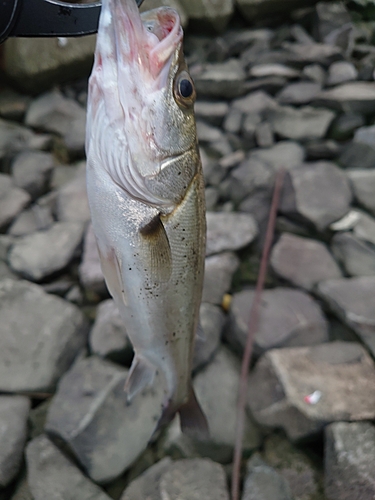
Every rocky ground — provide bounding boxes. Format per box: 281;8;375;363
1;1;375;499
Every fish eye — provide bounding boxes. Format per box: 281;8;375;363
174;71;196;107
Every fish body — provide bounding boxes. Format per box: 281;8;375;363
85;0;207;435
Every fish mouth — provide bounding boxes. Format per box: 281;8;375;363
101;0;183;79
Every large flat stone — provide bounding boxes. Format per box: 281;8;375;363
11;151;55;200
271;233;342;291
0;279;88;392
227;288;328;356
26;435;111;500
45;356;164;484
317;276;375;357
325;422;375;500
0;396;30;487
314;82;375;115
247;342;375;440
206;212;258;255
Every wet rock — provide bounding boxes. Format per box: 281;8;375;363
277;82;322;105
206;212;258;255
55;162;90;223
227;288;329;356
271;233;342;291
162;347;261;463
193;303;226;370
11;150;55;200
327;61;358;86
120;457;172;500
279;161;352;231
194;59;246;98
267;105;335;141
79;223;106;295
0;174;31;231
317;276;375;357
242;454;293;500
202;252;239;305
45;356;164;483
0;396;30;487
0;118;37;163
25;90;86;154
180;0;233;31
26;435;111;500
263;433;321;500
314;82;375;115
247;342;375;440
159;459;229;500
250;140;305;171
0;279;88;392
195;101;229;127
89;299;132;364
331;232;375;277
325;422;375;500
4;35;96;93
348;169;375;215
9;222;85;281
0;89;31;122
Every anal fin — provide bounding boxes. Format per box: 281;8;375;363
124;356;156;402
179;386;209;440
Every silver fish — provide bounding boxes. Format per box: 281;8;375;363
85;0;208;436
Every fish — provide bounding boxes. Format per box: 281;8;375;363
85;0;208;437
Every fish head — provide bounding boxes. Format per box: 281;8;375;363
87;0;199;209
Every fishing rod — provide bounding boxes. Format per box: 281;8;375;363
0;0;144;44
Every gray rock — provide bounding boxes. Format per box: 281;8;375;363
241;112;262;145
79;222;107;295
11;150;55;200
162;348;261;463
305;139;342;161
9;222;85;281
280;161;352;231
205;187;219;211
194;303;226;371
339;141;375;170
8;203;54;237
0;118;37;162
250;141;305;171
237;0;315;22
194;59;246;98
302;64;326;85
0;279;88;392
120;457;172;500
267;105;335;141
180;0;233;31
56;162;91;223
348;169;375;215
0;89;31;122
223;107;243;134
277;82;322;105
232;91;277;115
0;174;31;231
327;61;358;86
25;90;86;154
325;422;375;500
0;396;30;487
331;232;375;277
45;356;164;483
263;433;321;500
317;276;375;357
194;101;229;127
242;454;293;500
314;83;375;115
249;63;300;79
354;124;375;150
26;435;111;500
220;158;273;204
227;288;329;356
284;42;343;65
10;473;33;500
202;252;239;305
329;113;365;141
313;1;352;43
90;299;132;363
247;342;375;440
331;209;375;246
4;35;96;93
206;212;258;255
255;122;274;148
271;233;342;291
159;459;229;500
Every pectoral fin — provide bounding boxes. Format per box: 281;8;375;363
179;386;209;440
140;215;172;283
124;355;156;402
195;322;206;342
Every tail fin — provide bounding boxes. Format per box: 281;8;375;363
179;386;209;440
